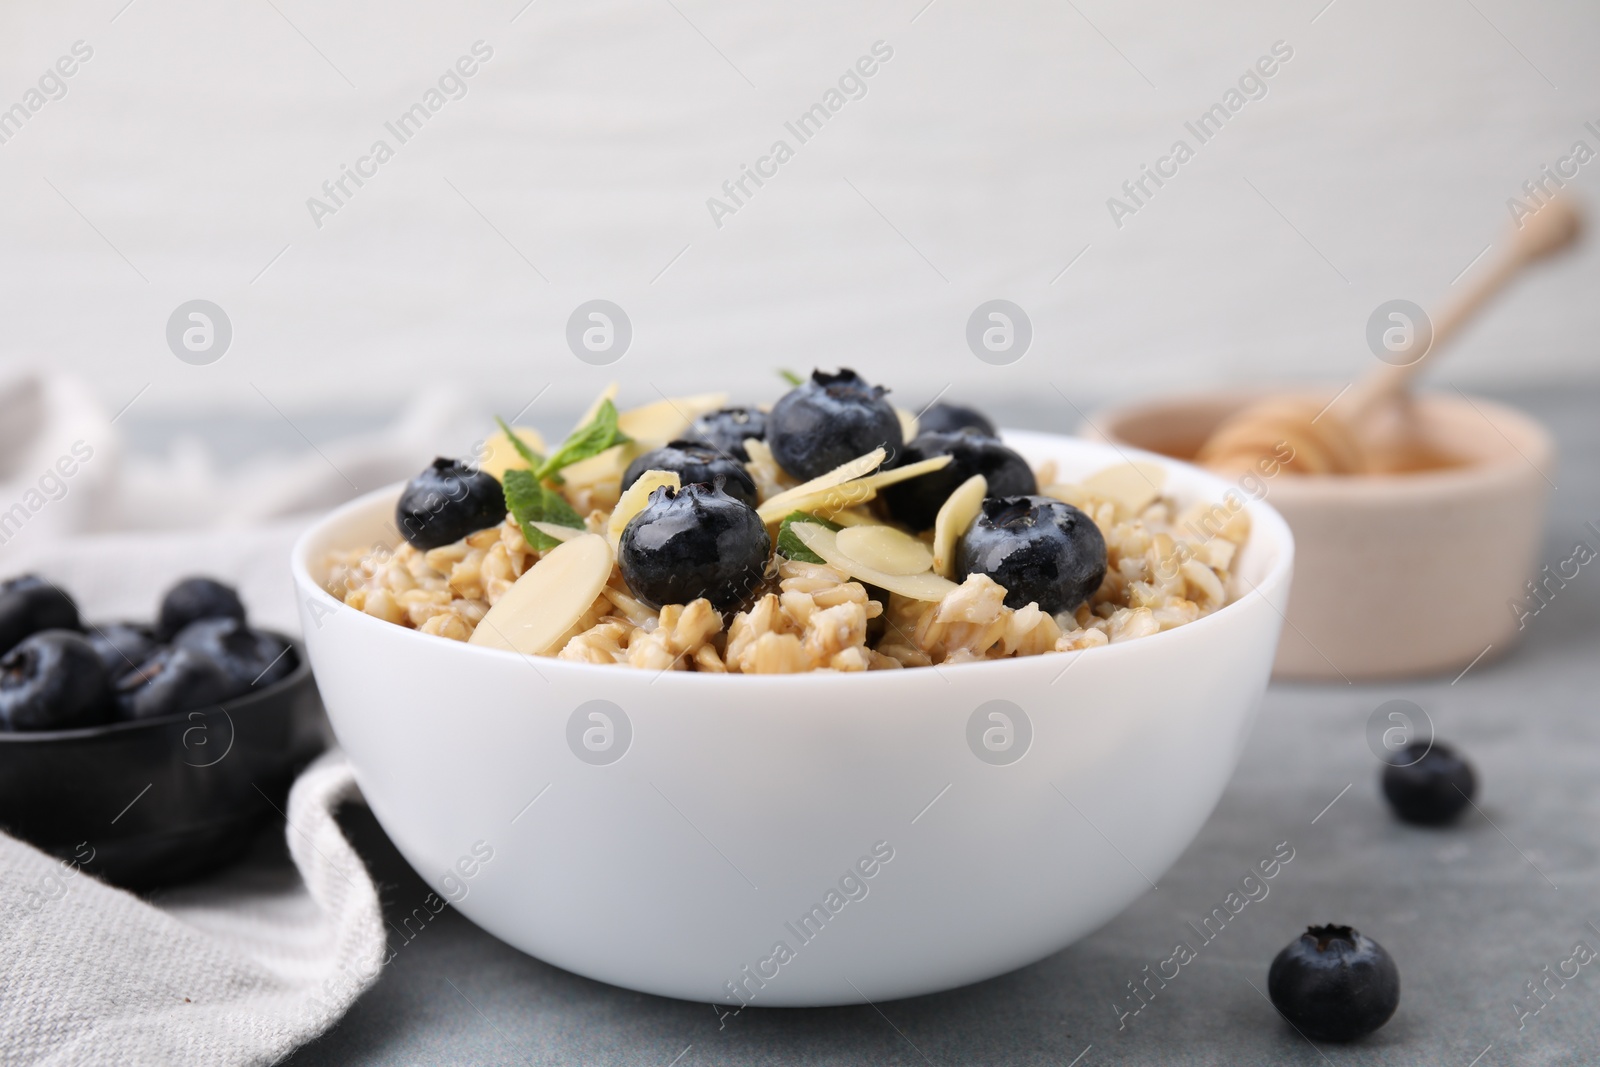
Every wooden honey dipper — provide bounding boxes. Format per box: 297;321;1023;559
1197;194;1584;475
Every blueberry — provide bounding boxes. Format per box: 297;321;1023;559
1268;925;1400;1042
618;483;771;613
396;457;507;551
0;574;81;658
686;406;767;461
956;496;1106;614
916;402;996;437
174;617;294;690
1382;741;1476;825
879;429;1037;531
86;622;159;678
115;645;242;722
768;368;902;481
158;577;245;640
622;441;758;508
0;631;115;732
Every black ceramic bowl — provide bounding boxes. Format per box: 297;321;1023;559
0;633;327;891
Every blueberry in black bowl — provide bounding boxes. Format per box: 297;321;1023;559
618;482;770;612
623;441;758;508
768;368;903;481
115;645;240;722
1382;741;1476;826
86;622;159;679
396;457;508;551
915;402;996;438
956;496;1106;614
174;617;294;691
157;576;245;640
686;406;767;461
880;429;1037;531
1268;924;1400;1042
0;574;81;657
0;631;115;732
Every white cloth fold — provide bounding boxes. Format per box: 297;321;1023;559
0;752;384;1067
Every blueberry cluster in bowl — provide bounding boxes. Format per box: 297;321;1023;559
0;575;293;732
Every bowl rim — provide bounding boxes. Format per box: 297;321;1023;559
0;631;309;744
290;430;1296;684
1088;387;1557;498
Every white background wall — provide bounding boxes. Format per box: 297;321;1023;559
1;0;1597;431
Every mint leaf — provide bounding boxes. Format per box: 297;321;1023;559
536;399;632;480
503;468;584;550
778;369;804;387
493;416;545;471
776;511;843;564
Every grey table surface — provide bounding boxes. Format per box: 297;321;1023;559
287;389;1600;1067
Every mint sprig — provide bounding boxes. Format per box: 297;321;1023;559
778;369;804;387
776;511;843;564
493;399;633;551
502;469;585;551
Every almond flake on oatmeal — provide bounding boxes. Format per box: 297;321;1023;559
1082;461;1166;519
467;533;614;656
607;469;681;547
932;473;986;579
788;522;958;602
835;524;934;576
756;448;887;523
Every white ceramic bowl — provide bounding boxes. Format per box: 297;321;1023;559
290;431;1294;1007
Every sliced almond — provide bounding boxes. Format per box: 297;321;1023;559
849;453;953;492
1043;482;1091;510
756;448;887;523
572;383;621;431
607;469;680;547
1081;461;1166;518
480;427;548;481
528;521;585;544
836;525;934;576
618;392;729;445
467;534;613;656
560;444;633;491
932;474;986;579
789;523;957;602
895;407;919;442
827;507;880;528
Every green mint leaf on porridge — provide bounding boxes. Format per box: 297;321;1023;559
776;510;843;564
503;469;584;551
537;399;632;480
494;415;545;469
778;368;804;387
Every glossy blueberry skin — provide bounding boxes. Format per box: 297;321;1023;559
0;575;81;658
0;631;115;732
86;622;159;679
879;429;1037;531
768;368;903;481
955;496;1106;614
174;617;294;691
396;457;507;552
916;402;996;437
1382;741;1476;825
622;441;758;508
157;577;246;640
618;483;771;613
1268;925;1400;1042
686;406;767;461
115;645;241;722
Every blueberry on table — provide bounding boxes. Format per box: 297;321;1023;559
158;577;246;640
115;646;241;721
618;483;771;612
956;496;1106;614
1268;925;1400;1042
768;368;903;481
686;406;767;461
0;574;81;658
915;402;996;438
880;429;1037;531
86;622;159;678
174;617;294;690
622;441;758;508
395;457;508;551
1382;741;1476;825
0;631;115;732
